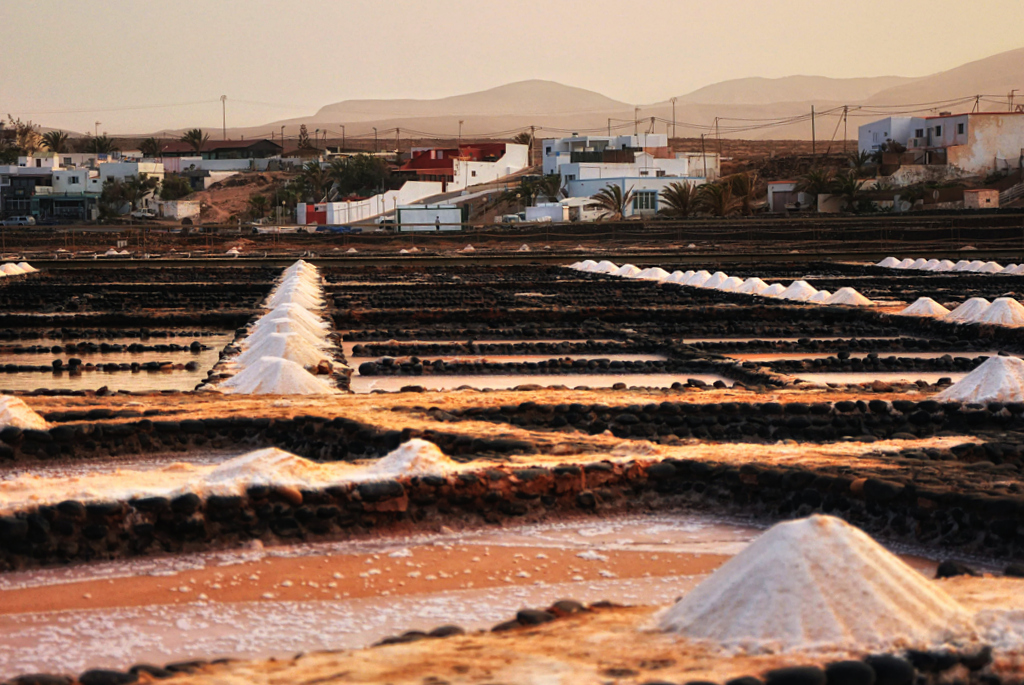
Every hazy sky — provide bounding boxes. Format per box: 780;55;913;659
2;0;1022;134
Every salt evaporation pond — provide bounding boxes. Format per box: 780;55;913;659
350;372;733;393
0;512;956;676
0;332;233;392
730;351;1004;363
791;371;969;385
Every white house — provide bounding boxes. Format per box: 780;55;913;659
766;181;816;213
565;176;706;218
857;117;916;154
97;161;165;184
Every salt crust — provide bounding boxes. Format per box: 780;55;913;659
935;355;1024;403
0;396;47;430
0;440;455;511
220;357;339;395
899;297;951;318
659;515;977;653
825;287;873;306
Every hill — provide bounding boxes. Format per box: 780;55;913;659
669;75;916;106
866;47;1024;106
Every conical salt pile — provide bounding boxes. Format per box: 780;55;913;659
876;257;900;268
578;260;597;271
684;270;712;287
779;280;818;301
665;271;688;284
15;262;37;273
250;303;329;337
807;290;831;303
976;261;1003;273
935;355;1024;403
952;260;973;271
999;263;1019;274
596;260;619;274
825;287;873;306
703;271;729;289
615;264;641;278
944;297;991;323
909;258;929;270
716;276;745;292
896;258;915;269
974;297;1024;326
0;396;48;430
220;357;339;395
966;260;986;272
659;515;976;652
235;333;329;369
899;297;950;318
922;259;940;270
936;259;956;271
736;277;770;295
641;267;671;282
0;264;26;276
760;283;786;297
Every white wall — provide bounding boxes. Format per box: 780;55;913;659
565;177;704;217
396;205;462;231
450;143;529;191
98;162;164;183
525;203;567;222
309;181;444;225
51;169;96;194
858;117;916;153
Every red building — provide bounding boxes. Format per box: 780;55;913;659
398;143;510;189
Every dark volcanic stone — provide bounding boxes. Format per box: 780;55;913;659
825;661;876;685
357;480;404;502
516;608;556;625
935;560;978;578
862;656;914;685
765;666;826;685
78;670;138;685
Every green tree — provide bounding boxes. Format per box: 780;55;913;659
121;173;159;211
328;154;390;197
512;132;532;145
160;174;193;200
847;150;874;178
659;181;698;218
794;167;836;199
535;174;563;202
248;194;268;220
42;130;69;153
497;177;539;211
139;137;162;158
696;182;739;217
180;128;209;154
99;178;127;217
85;135;119;154
6;117;42;155
590;184;634;220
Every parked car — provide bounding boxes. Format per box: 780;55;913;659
0;216;35;226
130;209;157;219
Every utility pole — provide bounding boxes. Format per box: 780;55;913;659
973;95;981;113
458;120;464;147
715;116;722;156
700;133;708;179
843;105;848;154
1010;90;1019;112
395;127;400;153
528;125;535;165
607;118;611;136
670;97;677;140
634;107;640;136
281;125;285;149
338;124;345;152
373;127;378;153
94;121;100;138
220;95;227;140
811;106;816;155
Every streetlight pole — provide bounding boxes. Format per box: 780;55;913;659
634;108;639;136
220;95;227;140
339;124;345;152
281;125;285;150
373;127;378;153
458;120;464;147
670;97;677;141
94;121;100;138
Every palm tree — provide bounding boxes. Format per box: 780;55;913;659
139;137;162;158
535;174;563;202
497;177;539;211
831;171;864;212
180;128;209;154
590;184;634;220
512;132;532;145
300;161;328;201
248;194;268;219
847;151;874;178
86;135;119;154
121;173;158;211
795;168;836;198
42;130;69;153
696;182;739;217
14;120;42;155
659;182;698;218
726;172;759;215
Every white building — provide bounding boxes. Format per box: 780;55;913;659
97;161;164;184
859;112;1024;176
857;117;916;154
565;176;706;218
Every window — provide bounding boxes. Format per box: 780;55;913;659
470;170;476;177
545;147;551;154
934;125;942;136
915;129;924;137
957;123;965;135
68;176;79;184
633;191;657;211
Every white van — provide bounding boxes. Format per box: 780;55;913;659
1;216;35;226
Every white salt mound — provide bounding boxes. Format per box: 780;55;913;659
665;271;688;284
876;257;900;268
219;357;339;395
909;258;928;270
935;355;1024;403
895;258;915;269
684;270;712;287
518;244;531;252
974;297;1024;326
736;277;770;295
703;272;729;289
944;297;991;323
659;515;976;652
579;260;597;271
922;259;940;271
0;396;48;430
235;333;329;369
16;262;36;273
935;260;956;272
716;276;745;292
952;260;973;271
967;260;986;272
977;261;1003;273
0;264;26;276
642;267;671;282
779;280;818;301
999;264;1018;274
760;283;786;297
807;290;831;303
899;297;951;318
250;319;328;349
596;260;618;274
615;264;641;278
825;287;873;306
